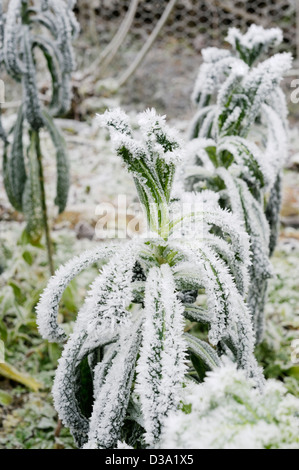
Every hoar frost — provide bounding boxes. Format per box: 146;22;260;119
161;364;299;449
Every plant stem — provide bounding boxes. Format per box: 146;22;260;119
35;131;55;276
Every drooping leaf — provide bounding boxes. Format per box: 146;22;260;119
42;110;69;213
0;362;43;392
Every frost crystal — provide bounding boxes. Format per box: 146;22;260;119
226;25;283;66
161;364;299;449
136;265;187;447
0;0;78;240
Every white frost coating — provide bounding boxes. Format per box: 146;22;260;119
191;55;247;107
138;108;182;147
220;106;242;134
51;244;138;447
237;180;273;340
188;106;216;140
92;343;119;400
201;231;249;296
216;171;272;292
185;138;216;171
171;241;263;386
201;47;231;63
85;318;143;449
216;167;243;216
265;87;288;128
36;245;115;343
98;107;183;165
52;329;90;447
97;107;132;136
3;0;79;113
262;103;288;184
217;136;270;188
39;100;270;448
116;441;134;449
45;0;80;74
3;0;24;77
185;28;291;346
136;265;187;447
237;180;271;277
109;131;147;161
171;194;251;274
190;26;291;142
215;61;248;110
161;364;299;449
176;244;238;340
75;243;139;335
241;52;292;130
226;25;283;54
169;193;251;297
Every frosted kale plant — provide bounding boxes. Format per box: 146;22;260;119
37;108;263;449
161;363;299;449
184;25;291;342
0;0;78;273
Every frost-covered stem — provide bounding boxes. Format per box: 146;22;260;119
34;130;54;275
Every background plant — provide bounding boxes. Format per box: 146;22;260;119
161;362;299;449
0;0;79;274
182;25;292;343
36;108;263;449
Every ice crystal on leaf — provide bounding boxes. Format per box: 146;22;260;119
161;363;299;449
37;108;263;448
226;25;283;66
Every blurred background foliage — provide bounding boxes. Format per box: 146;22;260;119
0;0;299;448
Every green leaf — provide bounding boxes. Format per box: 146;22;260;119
76;356;94;419
190;352;210;382
0;320;8;342
219;137;265;188
22;27;44;131
48;343;62;367
22;131;43;242
184;333;221;371
42;110;69;213
286;366;299;380
8;281;26;305
0;389;13;406
33;36;63;116
3;107;27;211
18;229;43;248
22;250;34;265
0;363;43;392
184;305;211;324
37;417;55;430
0;339;4;362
